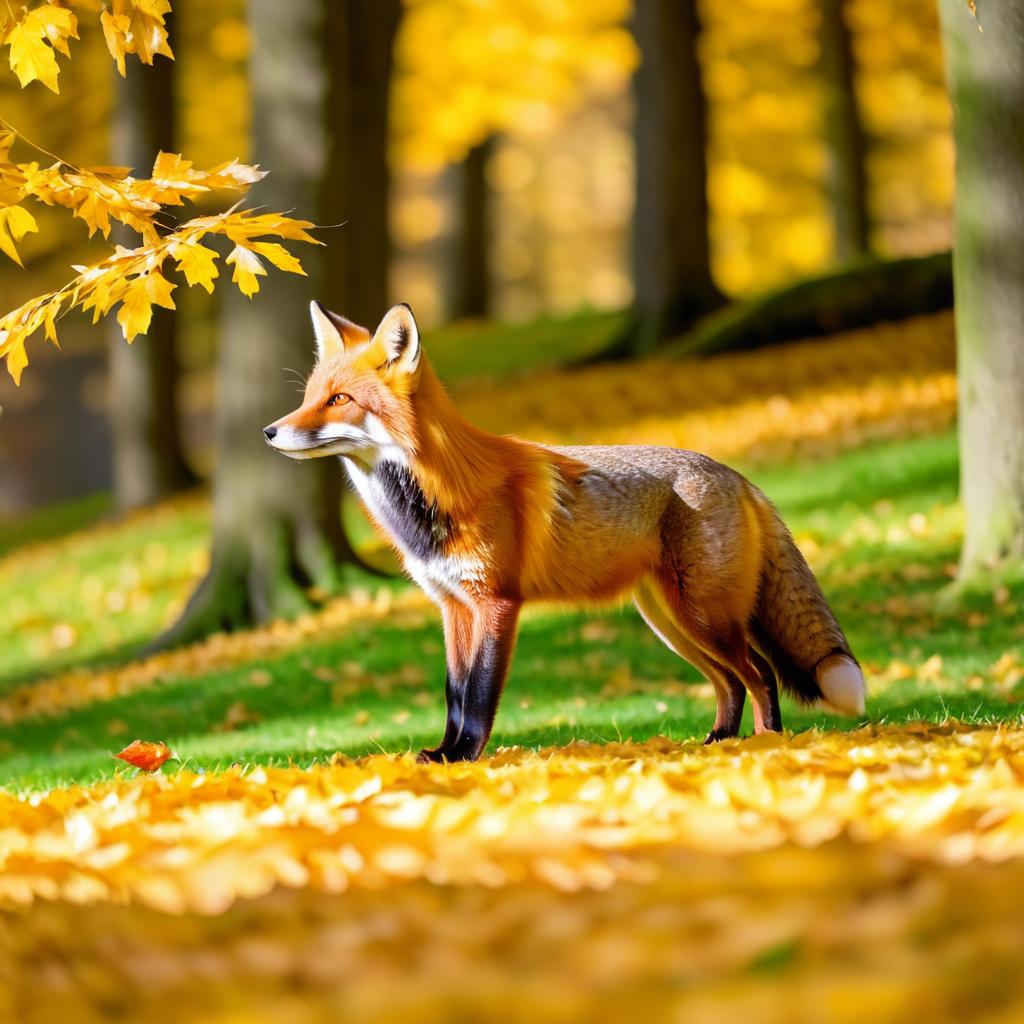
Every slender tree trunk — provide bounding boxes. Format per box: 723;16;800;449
161;0;368;646
106;29;195;512
449;136;493;321
939;0;1024;580
322;0;402;327
819;0;871;261
621;0;724;357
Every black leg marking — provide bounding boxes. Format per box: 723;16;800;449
704;671;746;743
419;603;519;763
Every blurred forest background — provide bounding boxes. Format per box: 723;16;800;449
0;0;951;514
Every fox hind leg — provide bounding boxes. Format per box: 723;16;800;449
638;574;785;738
686;622;782;736
746;645;782;734
634;578;746;742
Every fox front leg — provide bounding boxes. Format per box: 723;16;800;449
418;597;520;763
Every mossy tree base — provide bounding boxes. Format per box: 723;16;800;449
154;510;365;650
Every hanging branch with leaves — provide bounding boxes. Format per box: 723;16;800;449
0;0;322;384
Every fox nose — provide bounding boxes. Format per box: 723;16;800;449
263;425;277;441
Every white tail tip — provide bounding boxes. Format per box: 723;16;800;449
817;654;866;715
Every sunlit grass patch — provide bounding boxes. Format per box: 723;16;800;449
0;495;211;687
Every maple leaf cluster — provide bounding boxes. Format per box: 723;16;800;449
0;133;321;383
0;1;325;385
0;0;171;93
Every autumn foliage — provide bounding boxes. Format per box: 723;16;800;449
0;0;319;383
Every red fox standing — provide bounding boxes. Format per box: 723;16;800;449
265;302;866;762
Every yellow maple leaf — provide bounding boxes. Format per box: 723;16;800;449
206;159;268;190
0;200;320;384
226;244;267;298
116;270;176;342
99;10;131;77
101;0;172;77
0;204;39;265
225;212;320;245
4;5;78;92
172;238;220;293
147;151;214;204
248;240;306;276
0;330;28;384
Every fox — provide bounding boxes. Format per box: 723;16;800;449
264;301;866;762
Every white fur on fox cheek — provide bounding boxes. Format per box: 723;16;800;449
314;423;373;448
267;424;322;456
308;413;404;463
362;412;407;461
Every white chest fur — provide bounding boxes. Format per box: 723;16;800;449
343;457;482;605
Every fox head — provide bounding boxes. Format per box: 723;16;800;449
264;302;422;463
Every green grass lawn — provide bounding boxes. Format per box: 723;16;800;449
1;426;1022;791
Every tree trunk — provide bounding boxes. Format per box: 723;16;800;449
161;0;370;646
939;0;1024;581
322;0;402;328
819;0;871;261
449;136;493;321
621;0;724;356
106;30;195;512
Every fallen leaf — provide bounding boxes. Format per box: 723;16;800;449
114;739;174;772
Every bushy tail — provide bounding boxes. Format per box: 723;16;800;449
749;494;866;715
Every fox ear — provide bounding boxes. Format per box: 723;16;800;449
309;301;370;360
371;303;420;374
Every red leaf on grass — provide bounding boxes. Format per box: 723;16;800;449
115;739;175;771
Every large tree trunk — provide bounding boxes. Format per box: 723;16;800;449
448;136;493;321
619;0;724;357
819;0;871;261
161;0;372;646
322;0;402;327
939;0;1024;581
106;32;195;512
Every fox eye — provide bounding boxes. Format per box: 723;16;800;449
326;393;351;407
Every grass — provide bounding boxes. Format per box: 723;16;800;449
0;426;1021;791
425;308;624;383
0;491;112;557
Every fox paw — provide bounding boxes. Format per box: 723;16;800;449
417;746;448;764
416;743;482;764
703;727;738;745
